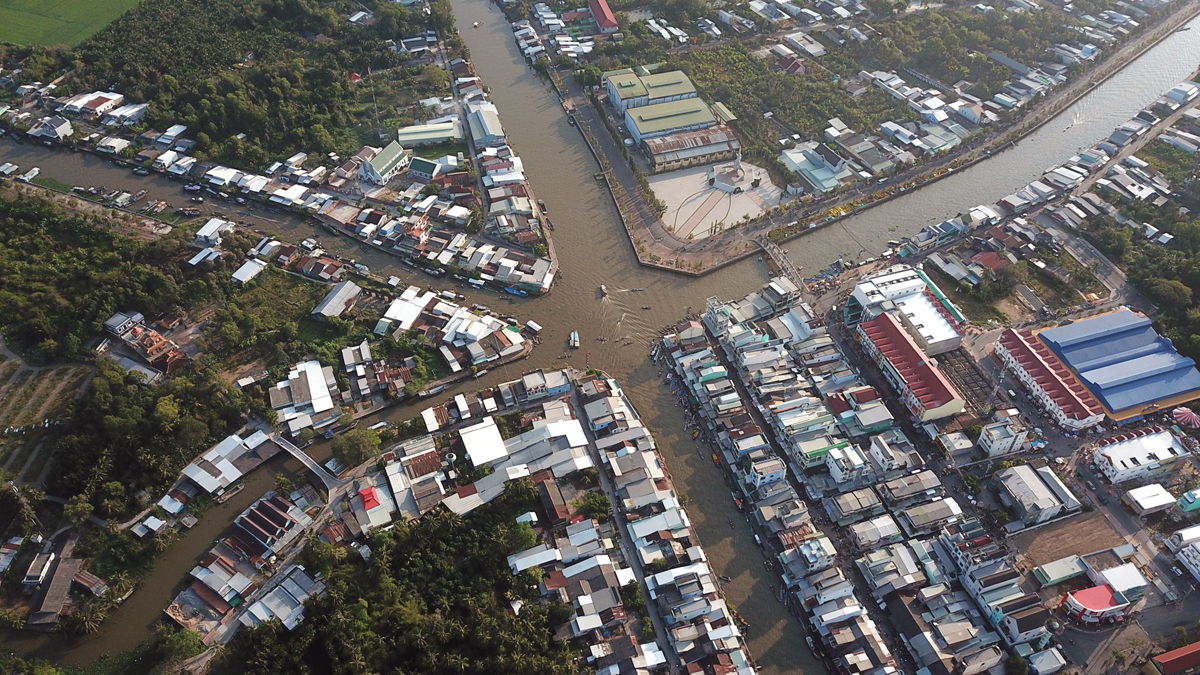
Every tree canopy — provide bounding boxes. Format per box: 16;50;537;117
214;480;575;674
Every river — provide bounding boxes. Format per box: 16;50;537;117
1;9;1199;672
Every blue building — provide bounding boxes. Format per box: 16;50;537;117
1037;309;1200;422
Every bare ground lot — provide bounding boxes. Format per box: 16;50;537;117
1011;511;1125;566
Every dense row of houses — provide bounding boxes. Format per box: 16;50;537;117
662;276;1073;673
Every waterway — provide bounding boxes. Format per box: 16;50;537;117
1;10;1199;672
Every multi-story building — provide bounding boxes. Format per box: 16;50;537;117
856;312;965;422
1092;427;1189;484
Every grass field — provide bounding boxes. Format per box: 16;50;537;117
0;0;143;46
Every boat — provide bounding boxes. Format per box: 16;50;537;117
503;285;526;296
569;331;580;349
473;21;481;27
630;287;645;291
184;184;201;192
599;284;608;296
538;199;547;212
132;189;148;202
641;305;651;310
711;453;720;467
887;239;900;246
567;116;576;126
16;167;40;183
132;166;150;176
418;384;447;397
719;575;732;582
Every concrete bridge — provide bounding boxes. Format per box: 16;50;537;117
270;433;343;492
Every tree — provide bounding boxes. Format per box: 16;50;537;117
332;428;381;466
64;494;94;525
508;521;538;551
1146;277;1193;310
1005;655;1029;675
576;491;611;522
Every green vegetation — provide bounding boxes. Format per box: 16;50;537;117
52;358;248;518
331;427;382;466
213;480;575;674
923;266;1009;325
667;45;906;183
44;0;464;166
0;0;144;46
0;192;225;362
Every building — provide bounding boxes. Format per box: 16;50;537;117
1036;310;1200;422
896;497;963;536
843;265;965;355
856;312;965;422
779;142;856;195
408;157;441;181
994;328;1105;431
589;0;618;33
467;101;506;147
269;360;341;434
1091;427;1188;484
312;281;362;321
1180;542;1200;583
747;456;786;489
605;70;698;114
994;465;1080;525
878;470;944;509
357;141;409;185
27;116;73;142
1151;640;1200;675
194;217;234;248
979;417;1028;457
1125;484;1176;516
1166;524;1200;553
641;126;740;173
1060;585;1130;624
396;120;463;147
624;98;716;143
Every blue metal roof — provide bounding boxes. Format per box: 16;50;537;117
1038;310;1200;413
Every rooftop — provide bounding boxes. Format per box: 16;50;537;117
1038;310;1200;415
859;312;962;411
997;328;1103;420
626;99;716;136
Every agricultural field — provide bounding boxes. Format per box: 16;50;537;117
0;350;92;487
0;0;141;46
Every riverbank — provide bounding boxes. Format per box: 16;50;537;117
543;0;1200;277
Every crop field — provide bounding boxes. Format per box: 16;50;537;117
0;0;142;46
0;353;92;486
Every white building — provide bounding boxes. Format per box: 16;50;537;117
979;418;1027;456
1091;428;1188;484
357;141;409;185
843;265;964;355
1124;484;1175;516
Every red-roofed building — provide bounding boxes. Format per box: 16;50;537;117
588;0;618;32
994;328;1105;431
1061;584;1129;623
360;487;381;511
970;251;1010;271
856;313;965;422
1153;640;1200;675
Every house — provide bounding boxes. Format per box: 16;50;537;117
269;360;341;434
312;281;362;321
358;141;409;185
747;456;786;489
589;0;618;33
1151;640;1200;675
979;417;1027;456
27;116;72;142
194;218;234;248
396;121;463;147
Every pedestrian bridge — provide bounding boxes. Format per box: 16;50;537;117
270;433;343;491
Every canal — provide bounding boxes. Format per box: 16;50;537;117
1;9;1198;671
